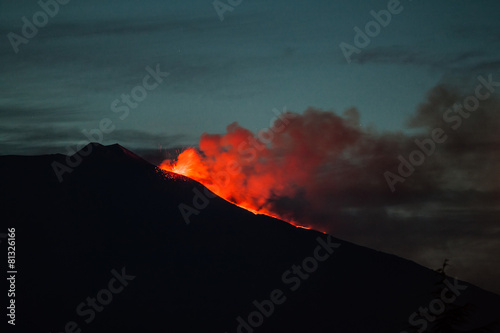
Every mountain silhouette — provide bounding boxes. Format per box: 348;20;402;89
1;143;498;333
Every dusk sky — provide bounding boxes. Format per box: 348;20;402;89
2;0;499;154
1;1;500;294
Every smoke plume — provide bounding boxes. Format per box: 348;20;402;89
161;84;500;232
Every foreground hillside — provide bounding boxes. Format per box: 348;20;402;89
0;143;498;332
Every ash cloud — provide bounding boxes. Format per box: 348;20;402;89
163;82;500;293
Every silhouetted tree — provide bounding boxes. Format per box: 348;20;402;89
429;259;499;333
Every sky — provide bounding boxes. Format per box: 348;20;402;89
2;0;499;155
1;1;500;293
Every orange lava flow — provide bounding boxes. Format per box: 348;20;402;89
159;148;311;230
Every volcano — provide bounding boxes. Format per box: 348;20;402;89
1;143;499;333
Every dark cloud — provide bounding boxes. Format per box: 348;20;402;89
0;125;185;156
348;46;500;74
271;86;500;292
267;86;500;225
162;83;500;293
0;105;91;124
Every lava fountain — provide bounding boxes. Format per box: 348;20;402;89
159;109;364;231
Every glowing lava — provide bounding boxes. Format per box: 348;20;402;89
159;147;309;229
158;109;361;233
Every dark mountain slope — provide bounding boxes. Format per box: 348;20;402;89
0;143;498;332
